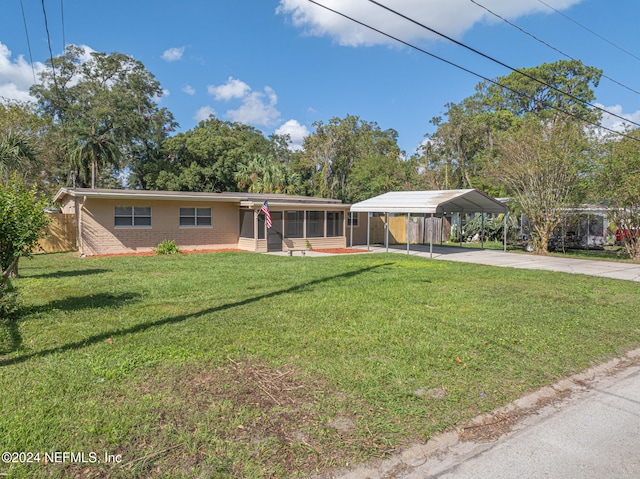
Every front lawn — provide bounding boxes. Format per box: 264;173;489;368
1;252;639;478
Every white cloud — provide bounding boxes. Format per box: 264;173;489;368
275;119;310;151
161;47;185;62
208;77;251;100
182;84;196;95
0;42;46;102
596;103;640;133
194;106;216;122
276;0;584;46
226;86;280;127
208;78;281;127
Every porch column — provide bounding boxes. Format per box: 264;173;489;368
254;209;259;252
349;211;353;248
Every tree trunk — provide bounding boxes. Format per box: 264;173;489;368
2;257;20;281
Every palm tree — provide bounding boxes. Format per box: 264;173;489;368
68;125;120;189
0;131;38;178
235;154;303;194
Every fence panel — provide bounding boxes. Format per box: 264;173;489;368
368;215;451;244
39;213;76;253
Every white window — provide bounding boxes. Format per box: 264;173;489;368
348;212;359;227
115;206;151;227
180;207;212;227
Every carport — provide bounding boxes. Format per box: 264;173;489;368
349;189;509;257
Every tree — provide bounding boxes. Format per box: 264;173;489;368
235;154;302;194
424;60;603;196
493;117;590;253
346;153;417;202
300;115;404;201
68;125;119;189
483;60;602;123
594;129;640;259
150;117;278;192
0;100;65;195
30;46;176;188
0;131;38;180
0;175;50;284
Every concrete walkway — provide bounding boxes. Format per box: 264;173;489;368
364;244;640;282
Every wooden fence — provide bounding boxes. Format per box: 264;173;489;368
370;215;451;244
38;213;76;253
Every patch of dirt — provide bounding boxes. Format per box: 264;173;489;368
458;391;571;442
82;358;395;478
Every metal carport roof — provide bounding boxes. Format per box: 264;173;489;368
350;189;508;215
349;189;509;256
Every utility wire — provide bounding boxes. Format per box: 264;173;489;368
470;0;640;96
305;0;640;142
60;0;66;50
19;0;37;83
367;0;640;129
41;0;60;93
536;0;640;62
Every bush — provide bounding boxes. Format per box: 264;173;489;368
154;239;180;255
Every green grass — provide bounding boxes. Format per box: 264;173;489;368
2;252;640;478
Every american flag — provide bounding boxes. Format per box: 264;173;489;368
260;201;272;229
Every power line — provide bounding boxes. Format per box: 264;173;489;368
41;0;64;125
536;0;640;63
469;0;640;97
305;0;640;142
366;0;640;130
19;0;37;83
60;0;66;50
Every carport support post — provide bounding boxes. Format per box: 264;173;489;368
503;213;508;252
481;212;485;249
406;213;410;255
430;213;434;258
385;212;389;253
367;212;371;251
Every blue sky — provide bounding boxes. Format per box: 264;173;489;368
1;0;639;154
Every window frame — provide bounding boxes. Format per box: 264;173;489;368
179;207;212;228
114;206;152;228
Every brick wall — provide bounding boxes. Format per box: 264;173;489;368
79;198;239;256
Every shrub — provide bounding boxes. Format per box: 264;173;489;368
154;239;180;255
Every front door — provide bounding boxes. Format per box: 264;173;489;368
267;211;283;252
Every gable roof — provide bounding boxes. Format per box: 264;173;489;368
350;189;508;215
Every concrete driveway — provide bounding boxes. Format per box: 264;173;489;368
366;245;640;282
